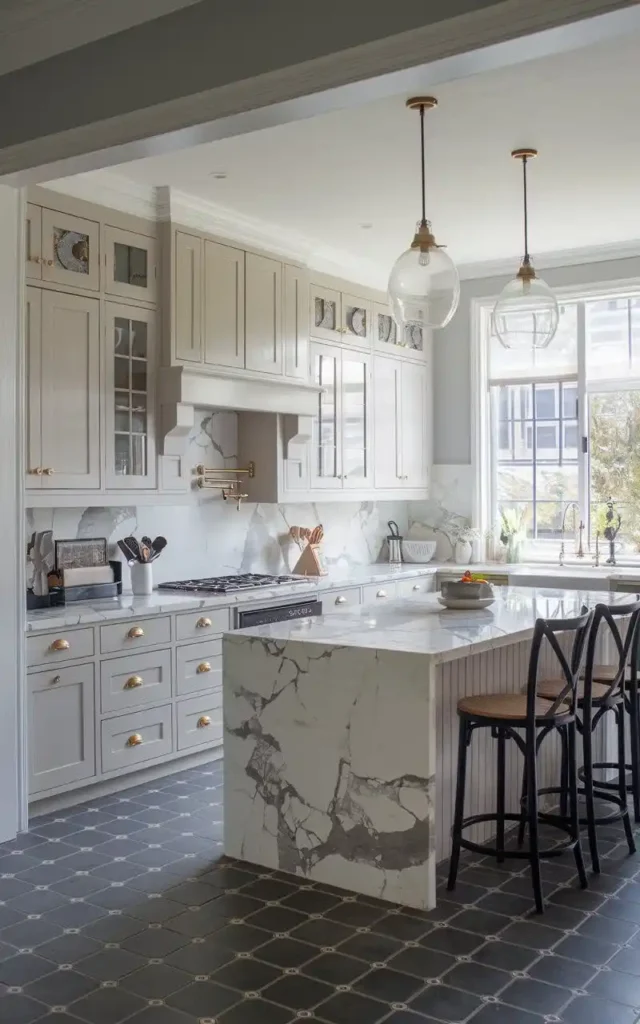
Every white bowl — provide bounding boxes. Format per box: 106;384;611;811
402;540;437;563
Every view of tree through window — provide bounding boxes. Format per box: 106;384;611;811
488;293;640;555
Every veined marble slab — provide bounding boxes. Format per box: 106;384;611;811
25;564;438;632
223;634;436;909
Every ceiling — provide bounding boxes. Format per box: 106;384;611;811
0;0;200;75
75;31;640;287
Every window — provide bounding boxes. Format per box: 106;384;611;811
479;289;640;558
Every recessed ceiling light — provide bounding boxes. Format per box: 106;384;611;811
360;222;373;230
210;171;227;179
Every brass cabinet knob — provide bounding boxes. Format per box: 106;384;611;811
46;259;54;267
50;638;70;651
335;596;347;605
128;626;145;639
196;617;212;629
197;716;211;728
51;675;61;684
43;467;54;476
126;733;143;747
29;467;43;475
196;662;211;674
124;675;143;689
376;589;387;598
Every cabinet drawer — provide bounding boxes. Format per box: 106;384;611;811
100;649;172;713
177;694;223;751
27;627;94;668
397;576;435;598
176;640;222;696
175;607;229;642
101;705;173;774
362;582;397;605
323;588;362;614
100;616;171;654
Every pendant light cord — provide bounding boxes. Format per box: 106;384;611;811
522;154;530;265
420;104;427;226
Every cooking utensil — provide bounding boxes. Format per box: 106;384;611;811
31;530;54;596
150;536;167;560
118;538;139;563
123;536;141;562
387;520;403;565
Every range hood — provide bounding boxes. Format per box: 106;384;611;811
158;365;320;455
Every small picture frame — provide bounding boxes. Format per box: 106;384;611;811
54;537;108;571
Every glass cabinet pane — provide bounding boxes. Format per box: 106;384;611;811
114;242;148;289
342;357;368;480
314;351;339;479
111;315;148;478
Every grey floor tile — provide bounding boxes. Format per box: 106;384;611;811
352;966;425;1003
444;960;511;996
419;926;485;957
217;999;296;1024
211;956;282;992
527;951;596;989
0;952;57;986
499;976;572;1014
388;945;457;979
70;985;147;1024
471;940;538;973
37;933;102;965
79;947;147;981
24;966;98;1006
561;994;638;1024
313;989;390;1023
166;979;240;1017
587;966;640;1007
254;937;317;969
0;992;48;1024
409;982;483;1021
120;962;193;998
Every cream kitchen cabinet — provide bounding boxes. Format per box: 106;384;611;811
245;253;283;374
310;282;372;347
28;664;96;795
310;342;372;490
174;230;203;363
374;301;427;357
26;287;101;490
104;225;158;304
105;302;157;489
27;203;101;291
374;354;429;491
204;239;245;368
284;263;309;380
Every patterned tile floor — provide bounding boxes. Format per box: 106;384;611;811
1;763;640;1023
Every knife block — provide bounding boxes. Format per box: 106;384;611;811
292;543;327;576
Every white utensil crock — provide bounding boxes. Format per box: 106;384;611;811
131;562;153;596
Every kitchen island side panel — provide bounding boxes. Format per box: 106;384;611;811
223;635;437;910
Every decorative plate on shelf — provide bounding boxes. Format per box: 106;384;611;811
54;229;90;274
349;307;367;337
315;297;336;330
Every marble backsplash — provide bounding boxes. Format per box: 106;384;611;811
26;408;409;588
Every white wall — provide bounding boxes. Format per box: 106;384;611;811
433;254;640;466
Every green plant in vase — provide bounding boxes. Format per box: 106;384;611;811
500;507;527;564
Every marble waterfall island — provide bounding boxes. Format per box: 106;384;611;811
223;588;625;910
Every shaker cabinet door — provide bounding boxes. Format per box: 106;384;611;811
41;207;100;291
245;253;282;374
373;356;403;488
105;225;158;303
204;240;245;368
39;290;101;489
310;343;342;488
25;287;43;488
283;264;309;380
310;284;342;343
174;231;203;363
341;351;372;488
105;302;157;489
401;360;428;488
25;204;43;281
28;664;96;795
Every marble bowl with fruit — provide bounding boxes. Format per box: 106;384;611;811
439;571;495;609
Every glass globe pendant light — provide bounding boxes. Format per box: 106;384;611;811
388;97;460;331
492;148;559;350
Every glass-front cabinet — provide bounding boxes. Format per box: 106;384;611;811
105;302;156;489
374;301;425;354
310;342;372;490
105;226;158;303
30;207;101;291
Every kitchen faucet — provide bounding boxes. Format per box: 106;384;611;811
559;502;585;566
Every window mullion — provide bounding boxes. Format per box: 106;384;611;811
577;301;589;544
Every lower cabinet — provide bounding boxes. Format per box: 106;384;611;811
177;692;223;750
29;664;96;795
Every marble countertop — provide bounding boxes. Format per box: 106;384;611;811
25;564;439;632
229;585;633;665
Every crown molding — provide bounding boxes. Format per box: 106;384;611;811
457;239;640;282
43;169;159;220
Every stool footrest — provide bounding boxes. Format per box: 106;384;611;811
454;811;577;862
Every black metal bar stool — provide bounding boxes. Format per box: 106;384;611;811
447;610;593;913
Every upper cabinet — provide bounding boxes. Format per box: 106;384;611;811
104;225;158;303
26;287;101;490
374;301;426;356
174;231;203;363
245;253;282;375
283;264;309;381
105;302;157;490
310;282;372;347
204;239;245;369
373;354;429;491
309;342;373;491
35;206;101;291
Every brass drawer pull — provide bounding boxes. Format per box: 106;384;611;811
128;626;145;639
127;733;143;747
376;589;387;598
196;662;211;674
335;596;347;605
124;675;143;690
43;467;54;476
197;716;211;728
51;675;61;685
196;617;212;629
50;638;70;652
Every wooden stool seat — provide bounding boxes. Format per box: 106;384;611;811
537;677;620;702
457;693;559;721
584;664;618;682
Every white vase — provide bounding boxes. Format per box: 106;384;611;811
454;539;473;565
131;562;153;595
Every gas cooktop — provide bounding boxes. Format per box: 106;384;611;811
157;573;308;594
